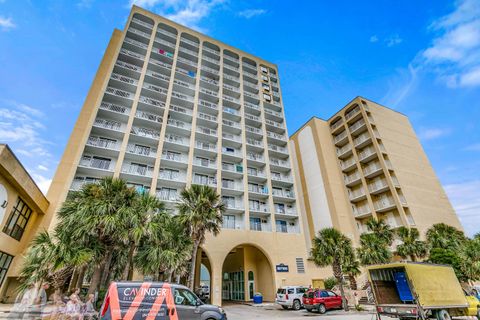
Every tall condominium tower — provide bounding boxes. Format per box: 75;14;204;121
290;97;463;249
45;6;317;305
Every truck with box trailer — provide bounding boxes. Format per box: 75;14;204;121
367;262;480;320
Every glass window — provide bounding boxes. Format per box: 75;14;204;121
3;198;32;241
250;217;261;231
222;215;236;229
327;291;337;297
0;251;13;287
320;291;329;298
287;288;295;294
297;287;307;294
173;288;198;306
276;220;287;233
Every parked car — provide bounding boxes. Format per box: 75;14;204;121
100;281;226;319
302;289;343;313
275;286;308;310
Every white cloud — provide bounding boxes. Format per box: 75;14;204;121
128;0;225;31
238;9;267;19
32;173;52;195
421;0;480;87
418;127;451;141
444;180;480;237
370;35;378;43
37;165;48;171
0;16;15;30
77;0;94;9
386;34;403;47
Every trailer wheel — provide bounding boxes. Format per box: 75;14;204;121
435;309;451;320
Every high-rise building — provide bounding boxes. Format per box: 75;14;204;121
290;97;463;249
45;6;318;305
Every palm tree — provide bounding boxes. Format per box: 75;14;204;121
459;237;480;283
396;227;427;261
342;255;361;290
134;215;192;281
357;233;392;266
57;177;136;294
177;185;225;290
426;223;466;250
311;228;353;311
366;217;394;245
122;192;166;280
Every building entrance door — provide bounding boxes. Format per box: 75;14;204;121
248;271;255;300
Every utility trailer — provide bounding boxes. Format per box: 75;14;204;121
367;262;480;320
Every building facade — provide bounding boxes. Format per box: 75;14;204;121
44;6;320;306
0;145;50;302
290;97;463;249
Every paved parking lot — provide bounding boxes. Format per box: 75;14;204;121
223;304;393;320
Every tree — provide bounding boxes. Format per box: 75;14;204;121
459;237;480;283
428;248;465;280
395;227;427;262
343;255;361;290
134;215;193;281
311;228;353;310
122;192;166;280
178;185;225;290
357;233;392;266
57;177;136;294
426;223;466;250
366;218;394;245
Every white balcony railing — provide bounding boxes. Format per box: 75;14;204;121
122;164;154;177
127;144;157;157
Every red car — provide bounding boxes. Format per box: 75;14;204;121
302;289;343;313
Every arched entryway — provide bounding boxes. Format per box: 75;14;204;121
194;247;212;301
221;244;274;303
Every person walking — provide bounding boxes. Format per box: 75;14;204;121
83;294;97;320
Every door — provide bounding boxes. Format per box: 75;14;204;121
327;290;342;308
312;279;325;289
248;271;255;300
173;287;200;319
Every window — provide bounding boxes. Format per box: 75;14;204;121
296;258;305;274
261;75;268;82
173;288;198;306
274;203;285;214
157;188;178;201
3;198;33;241
296;287;307;294
223;215;236;229
320;291;329;298
287;288;295;294
327;291;337;297
276;220;287;233
263;94;271;101
260;66;268;74
250;217;261;231
0;251;13;287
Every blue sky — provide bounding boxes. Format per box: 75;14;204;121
0;0;479;236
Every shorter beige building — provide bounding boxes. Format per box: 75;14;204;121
0;144;50;302
290;97;463;249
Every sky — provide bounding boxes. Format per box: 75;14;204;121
0;0;478;236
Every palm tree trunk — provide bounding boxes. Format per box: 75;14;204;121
167;271;173;283
411;255;416;262
88;263;103;295
188;240;200;290
101;250;114;289
122;242;136;280
333;261;348;311
68;268;78;293
75;265;86;290
349;274;357;290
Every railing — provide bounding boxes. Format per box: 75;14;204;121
373;196;396;211
245;114;261;122
180;38;199;47
272;189;295;198
200;87;219;97
391;176;400;187
264;108;282;117
105;86;133;99
223;74;239;82
222;54;238;63
86;136;120;150
200;75;219;86
202;55;219;65
247;170;265;178
223;107;239;116
363;162;383;176
222;147;242;157
123;37;148;50
368;178;389;193
265;119;284;128
336;144;352;157
266;131;286;140
202;46;220;56
159;171;186;182
399;194;407;206
130;126;160;139
249;205;269;213
196;141;217;152
127;27;150;39
131;17;153;29
193;177;217;187
222;181;243;190
70;179;100;191
223;83;240;92
270;158;289;168
177;56;198;68
135;110;163;123
127;144;157;157
247;153;265;162
155;38;176;49
340;157;357;170
333;131;348;144
173;78;195;90
344;171;361;184
146;70;170;82
171;91;194;102
149;58;172;70
222;119;240;128
198;99;218;110
244;91;259;99
157;28;177;39
349;119;366;133
179;46;198;57
353;204;371;216
156;191;180;202
242;63;257;74
167;119;191;130
224;63;240;72
245;102;260;111
122;164;154;177
246;126;262;135
221;163;243;173
93;118;123;131
119;48;145;60
139;96;166;109
165;134;189;146
143;83;168;95
268;144;288;154
170;104;192;115
358;146;376;161
79;157;113;171
198;112;217;122
161;152;186;163
201;65;219;75
197;126;217;136
224;202;244;211
274;207;297;215
99;102;130;115
354;133;371;147
349;187;365;200
223;95;240;104
248;185;268;195
115;60;142;73
330;119;344;131
222;133;241;142
271;175;293;183
345;105;361;120
246;138;263;147
193;158;216;169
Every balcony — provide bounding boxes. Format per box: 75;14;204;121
264;108;282;120
198;100;218;113
167;119;191;132
349;119;367;135
265;119;284;130
249;204;269;214
164;134;190;148
70;178;100;191
274;206;297;216
368;178;390;195
330;119;344;132
348;187;366;202
202;46;219;56
138;96;166;110
222;163;244;176
196;141;217;153
121;164;154;178
352;204;372;218
131;17;153;30
245;113;261;124
173;78;195;91
201;65;219;76
123;36;149;51
271;174;293;185
149;58;172;71
222;180;244;193
373;196;397;212
247;169;266;179
244;102;260;113
222;133;242;144
223;73;240;84
127;27;151;40
115;59;142;75
246;138;263;149
269;158;290;170
333;130;349;146
222;119;241;130
223;107;240;117
79;156;114;172
193;158;217;170
135;110;163;124
93;118;125;133
119;48;145;62
223;95;241;106
145;70;170;83
161;152;188;165
99;102;130;117
86;136;120;153
179;46;198;57
358;146;377;163
266;131;286;142
223;201;244;213
354;132;372;149
272;189;295;200
336;144;352;159
157;28;177;39
246;153;265;164
363;161;383;178
268;144;289;156
126;144;157;159
345;105;361;121
193;176;217;187
105;86;134;102
197;112;217;124
130;126;160;141
180;38;199;48
170;104;193;118
340;157;357;172
156;190;180;203
222;147;242;159
143;83;168;96
158;170;187;184
196;126;218;138
248;185;269;197
344;171;362;186
171;91;194;103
